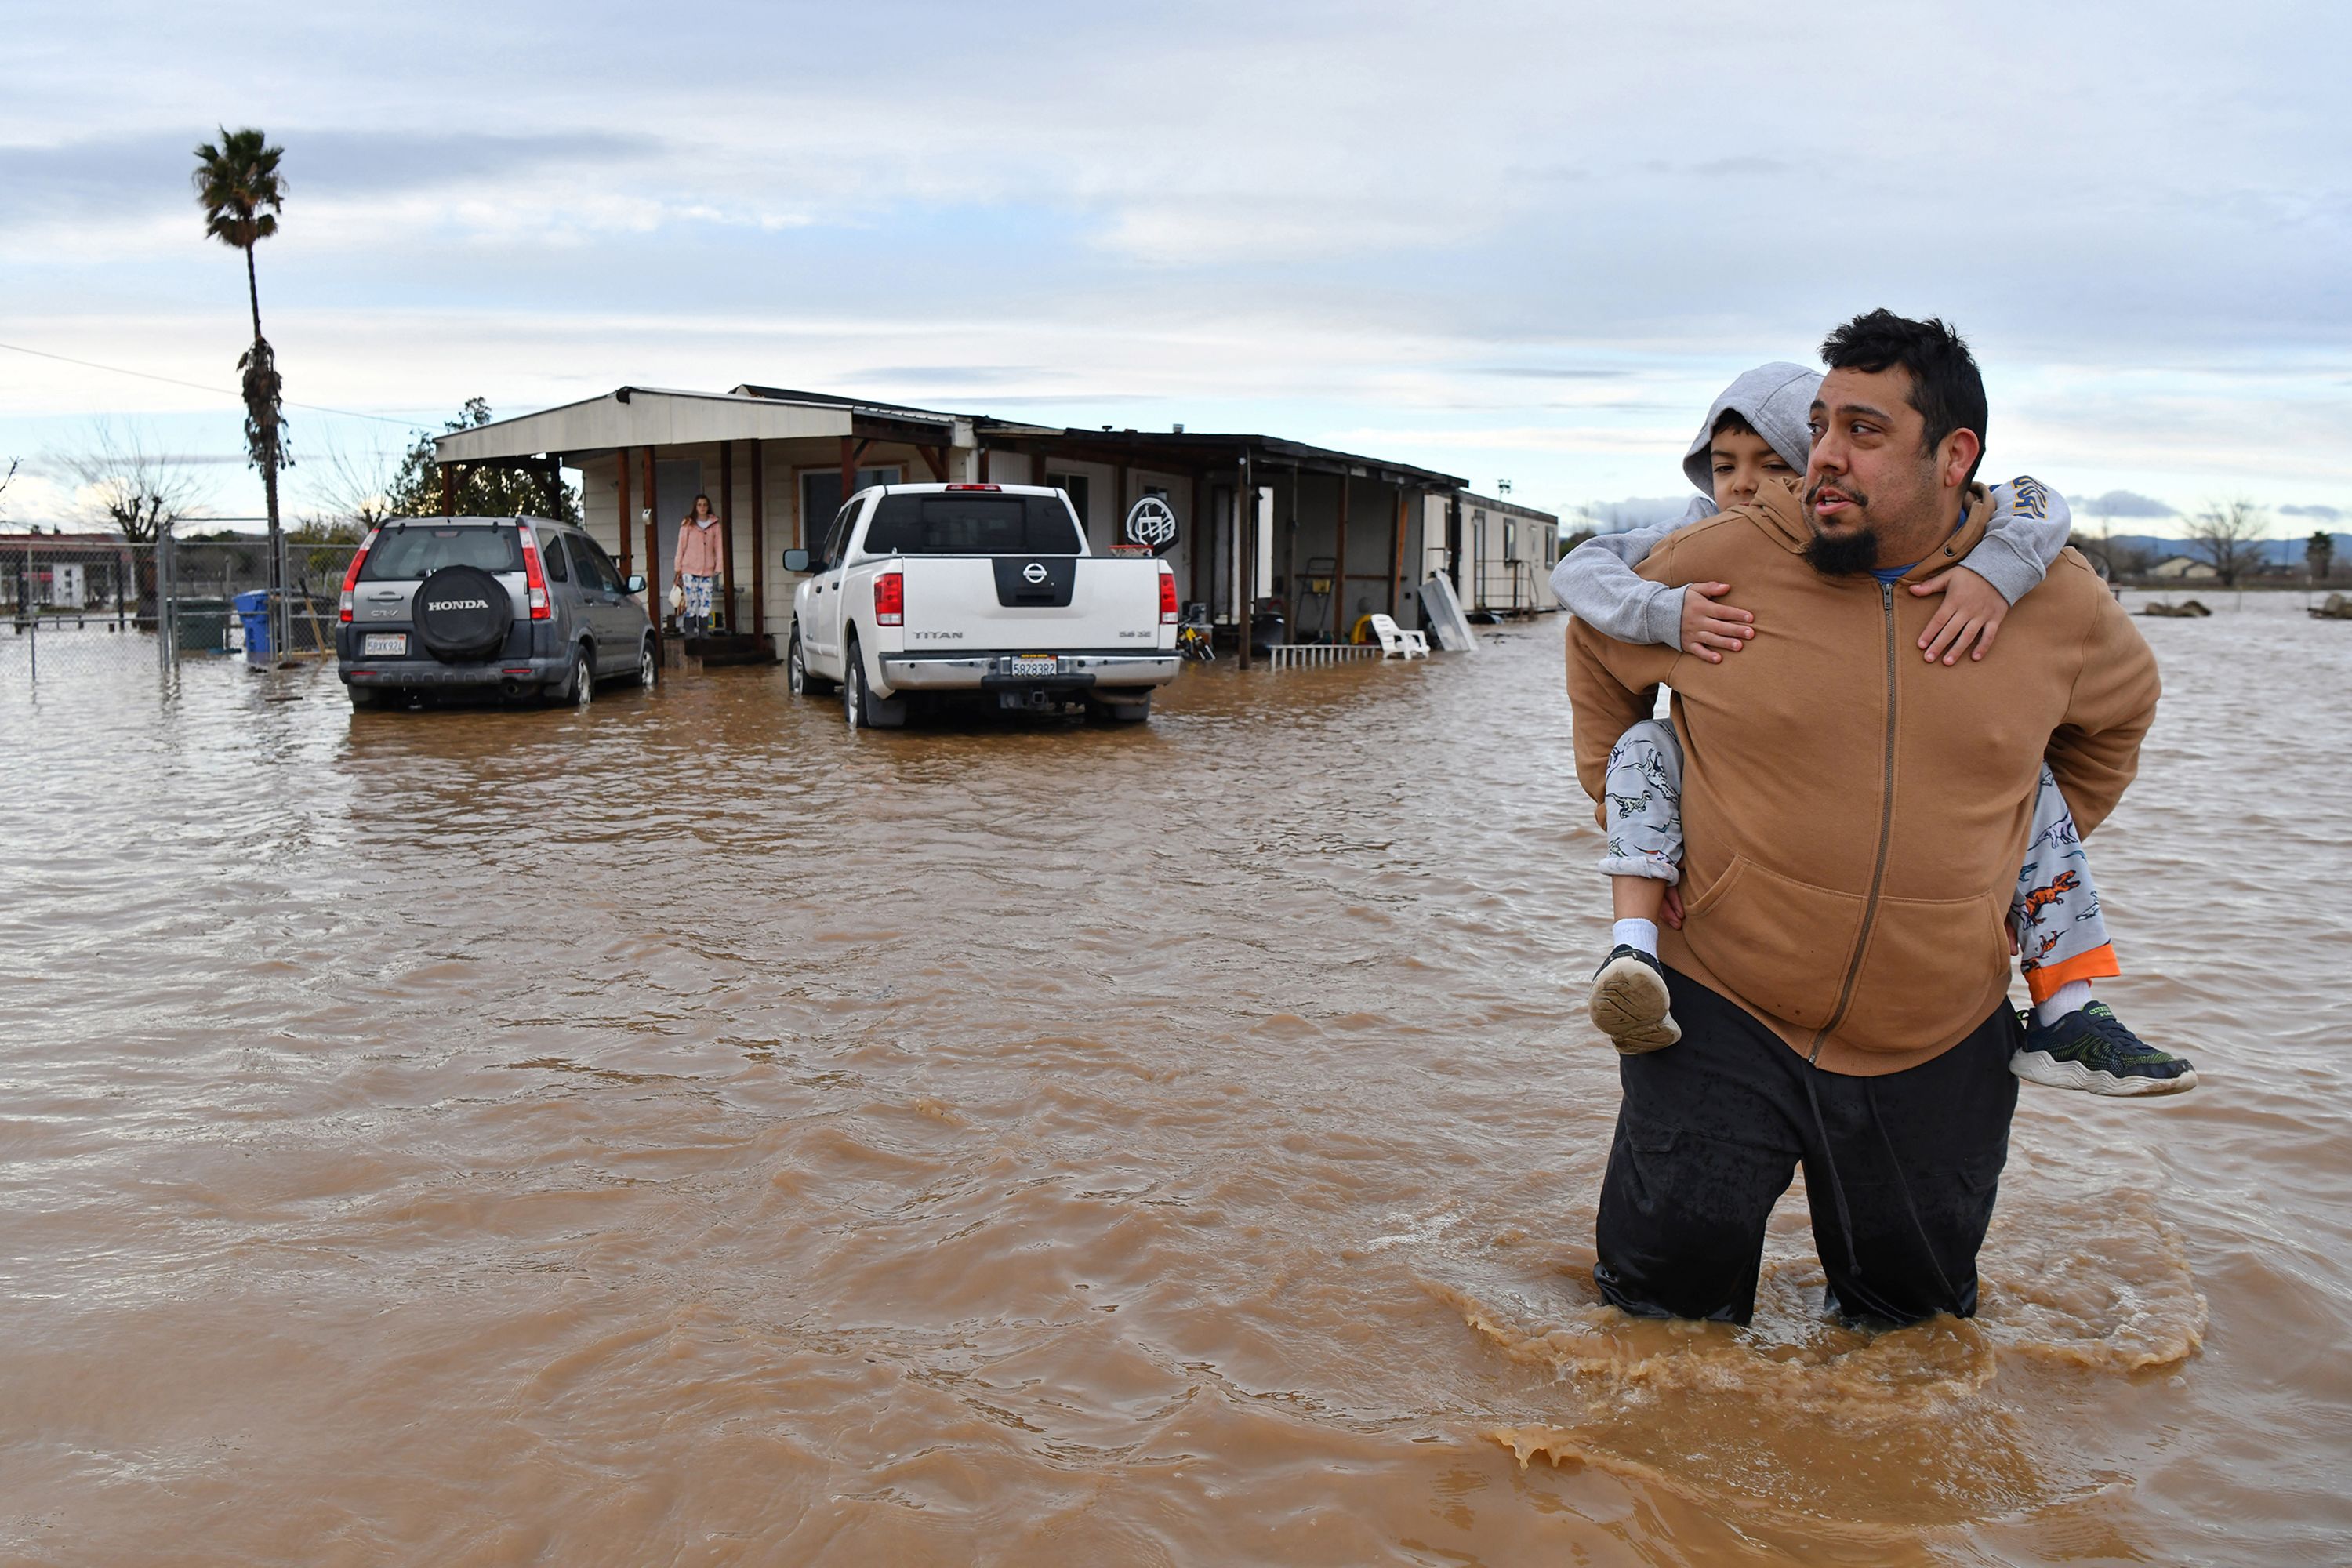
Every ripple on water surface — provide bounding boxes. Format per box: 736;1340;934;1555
0;601;2346;1565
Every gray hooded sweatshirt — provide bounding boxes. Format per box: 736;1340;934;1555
1549;361;2071;647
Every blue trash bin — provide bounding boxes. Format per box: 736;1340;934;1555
233;589;273;666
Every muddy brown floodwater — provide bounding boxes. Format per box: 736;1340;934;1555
2;593;2349;1565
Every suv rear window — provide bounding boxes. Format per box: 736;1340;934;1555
361;524;524;580
862;494;1082;557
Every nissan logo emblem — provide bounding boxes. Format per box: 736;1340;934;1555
1022;561;1049;585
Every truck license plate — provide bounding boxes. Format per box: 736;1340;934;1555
1009;655;1058;678
363;633;408;655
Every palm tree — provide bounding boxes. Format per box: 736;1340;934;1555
192;128;290;653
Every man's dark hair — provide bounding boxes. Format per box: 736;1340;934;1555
1820;310;1987;485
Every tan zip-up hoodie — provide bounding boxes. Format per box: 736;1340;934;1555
1568;480;2160;1076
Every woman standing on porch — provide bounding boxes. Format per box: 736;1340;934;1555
673;493;724;636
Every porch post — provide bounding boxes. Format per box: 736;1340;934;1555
1116;461;1130;554
642;447;659;629
439;463;456;517
1388;483;1406;616
719;439;738;634
839;435;855;507
1236;451;1254;670
1189;471;1203;608
749;442;766;636
1332;470;1350;640
616;448;633;579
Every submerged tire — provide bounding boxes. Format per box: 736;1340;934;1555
789;626;834;697
1086;692;1152;724
844;639;905;730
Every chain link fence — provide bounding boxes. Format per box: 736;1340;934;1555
0;532;361;687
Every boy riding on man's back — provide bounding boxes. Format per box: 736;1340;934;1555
1553;361;2195;1097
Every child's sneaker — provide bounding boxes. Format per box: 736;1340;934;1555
2013;1001;2196;1096
1588;946;1680;1054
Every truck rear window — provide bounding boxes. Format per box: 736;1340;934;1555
361;525;523;580
862;495;1082;556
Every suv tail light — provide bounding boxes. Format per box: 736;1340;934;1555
339;528;379;623
516;522;551;620
874;570;904;626
1159;564;1179;624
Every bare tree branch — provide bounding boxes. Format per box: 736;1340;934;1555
295;435;401;538
54;421;215;543
2185;499;2270;587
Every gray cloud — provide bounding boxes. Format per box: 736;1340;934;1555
1578;496;1694;530
1470;367;1630;380
0;129;658;223
2082;490;2178;517
2280;503;2343;521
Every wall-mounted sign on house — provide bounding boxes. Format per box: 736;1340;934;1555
1123;495;1180;556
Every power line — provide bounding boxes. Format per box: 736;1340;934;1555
0;340;430;428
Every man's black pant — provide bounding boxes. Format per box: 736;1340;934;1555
1594;968;2021;1327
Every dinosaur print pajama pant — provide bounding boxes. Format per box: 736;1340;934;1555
1598;720;2118;1004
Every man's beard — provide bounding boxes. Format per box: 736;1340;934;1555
1804;526;1879;577
1802;474;1879;576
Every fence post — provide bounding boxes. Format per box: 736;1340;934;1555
25;539;36;682
156;526;174;679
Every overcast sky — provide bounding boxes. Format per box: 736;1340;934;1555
2;0;2347;530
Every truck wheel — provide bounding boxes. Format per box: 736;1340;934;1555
789;625;835;697
844;637;906;730
1086;692;1152;724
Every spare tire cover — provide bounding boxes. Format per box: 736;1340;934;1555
415;564;512;660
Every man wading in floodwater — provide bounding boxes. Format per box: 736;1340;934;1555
1566;311;2161;1324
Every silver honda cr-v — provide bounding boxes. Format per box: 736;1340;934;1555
336;516;658;710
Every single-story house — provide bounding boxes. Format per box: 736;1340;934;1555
430;383;1538;666
2147;554;2220;581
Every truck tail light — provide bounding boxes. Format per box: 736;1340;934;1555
339;528;379;622
874;570;904;626
945;483;1000;492
516;522;551;620
1159;564;1178;624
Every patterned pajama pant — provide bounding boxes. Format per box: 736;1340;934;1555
1599;720;2118;1004
681;572;716;634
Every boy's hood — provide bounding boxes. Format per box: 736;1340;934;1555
1682;361;1820;496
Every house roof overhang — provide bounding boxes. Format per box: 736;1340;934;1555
433;387;974;466
972;422;1467;491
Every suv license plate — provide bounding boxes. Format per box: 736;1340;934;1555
1008;655;1058;678
363;633;408;655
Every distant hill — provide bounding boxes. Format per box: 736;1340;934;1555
2100;532;2351;567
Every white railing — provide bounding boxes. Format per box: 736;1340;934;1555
1265;642;1383;670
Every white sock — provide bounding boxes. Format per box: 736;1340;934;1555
2035;979;2093;1027
1611;918;1660;958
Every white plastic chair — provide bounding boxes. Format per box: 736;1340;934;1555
1367;614;1429;658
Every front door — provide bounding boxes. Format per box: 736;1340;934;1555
652;459;704;613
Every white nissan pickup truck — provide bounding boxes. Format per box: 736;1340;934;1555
782;482;1181;728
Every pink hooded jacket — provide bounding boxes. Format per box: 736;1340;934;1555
673;517;724;578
